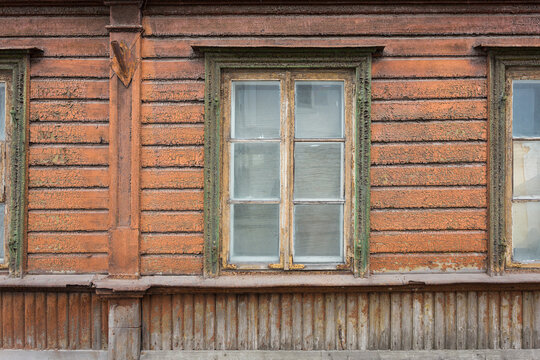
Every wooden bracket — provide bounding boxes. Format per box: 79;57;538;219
111;40;137;87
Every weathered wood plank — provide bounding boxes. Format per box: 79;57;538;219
269;294;280;351
401;293;412;350
192;295;205;350
247;294;258;350
237;295;248;350
46;293;58;349
412;292;423;350
225;294;237;350
489;292;500;349
24;293;36;349
345;293;357;350
325;293;336;350
467;292;478;349
390;293;401;350
523;292;533;349
478;292;489;349
379;293;391;350
511;292;523;349
183;295;194;351
434;292;444;350
313;293;324;350
281;294;292;350
456;292;467;349
292;294;302;350
215;294;225;350
258;294;270;350
13;293;24;349
162;295;172;351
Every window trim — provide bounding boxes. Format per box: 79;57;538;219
0;50;32;277
200;47;380;277
487;47;540;274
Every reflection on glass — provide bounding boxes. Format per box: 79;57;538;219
233;81;280;139
294;204;342;262
295;81;343;138
513;80;540;138
512;202;540;262
514;141;540;197
294;143;342;200
231;204;279;262
232;143;280;200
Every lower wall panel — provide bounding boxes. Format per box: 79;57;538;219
142;290;540;351
0;291;108;350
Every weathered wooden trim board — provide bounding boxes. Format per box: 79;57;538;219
139;350;540;360
0;350;107;360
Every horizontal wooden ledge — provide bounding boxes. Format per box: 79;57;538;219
4;273;540;291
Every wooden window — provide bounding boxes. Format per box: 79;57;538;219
0;52;31;275
487;48;540;272
221;70;354;270
201;48;379;276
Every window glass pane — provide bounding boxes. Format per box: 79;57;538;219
512;202;540;262
513;80;540;138
231;143;280;200
232;81;280;139
294;143;342;200
231;204;279;262
295;81;343;138
0;83;5;141
514;141;540;197
293;204;342;262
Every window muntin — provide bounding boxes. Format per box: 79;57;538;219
509;78;540;264
221;70;354;270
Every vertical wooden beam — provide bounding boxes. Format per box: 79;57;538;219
108;297;141;360
106;0;142;278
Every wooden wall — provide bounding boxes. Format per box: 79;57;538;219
2;3;540;273
0;6;110;273
142;290;540;351
0;290;107;349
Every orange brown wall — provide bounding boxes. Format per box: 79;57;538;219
3;3;540;275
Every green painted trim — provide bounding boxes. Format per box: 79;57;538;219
202;48;377;277
0;54;29;277
487;48;540;275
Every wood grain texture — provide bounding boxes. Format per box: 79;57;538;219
0;292;107;349
141;290;539;350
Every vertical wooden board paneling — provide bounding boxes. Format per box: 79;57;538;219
24;293;35;349
237;294;248;350
172;294;183;350
79;293;91;349
313;293;324;350
358;293;369;350
193;294;205;350
523;292;534;349
258;294;270;350
445;292;457;350
424;292;435;350
101;299;108;350
467;292;478;349
292;293;302;350
390;293;401;350
346;293;358;350
162;295;172;350
0;294;2;348
183;294;194;350
225;294;236;350
434;292;445;349
534;292;540;348
303;293;314;350
142;296;151;350
412;292;423;350
248;294;258;350
379;293;391;350
150;295;162;350
215;294;225;350
500;292;511;349
205;294;216;350
368;293;379;350
36;292;47;349
58;293;68;350
90;294;100;350
489;291;500;349
13;292;24;349
336;293;346;350
269;294;280;350
3;293;13;348
401;292;412;350
280;293;292;350
324;293;336;350
456;291;467;349
46;293;57;349
478;292;489;349
511;291;523;349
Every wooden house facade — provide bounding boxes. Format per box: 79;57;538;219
1;1;540;358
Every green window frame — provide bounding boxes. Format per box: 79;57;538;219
201;47;380;277
0;50;32;276
487;48;540;273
